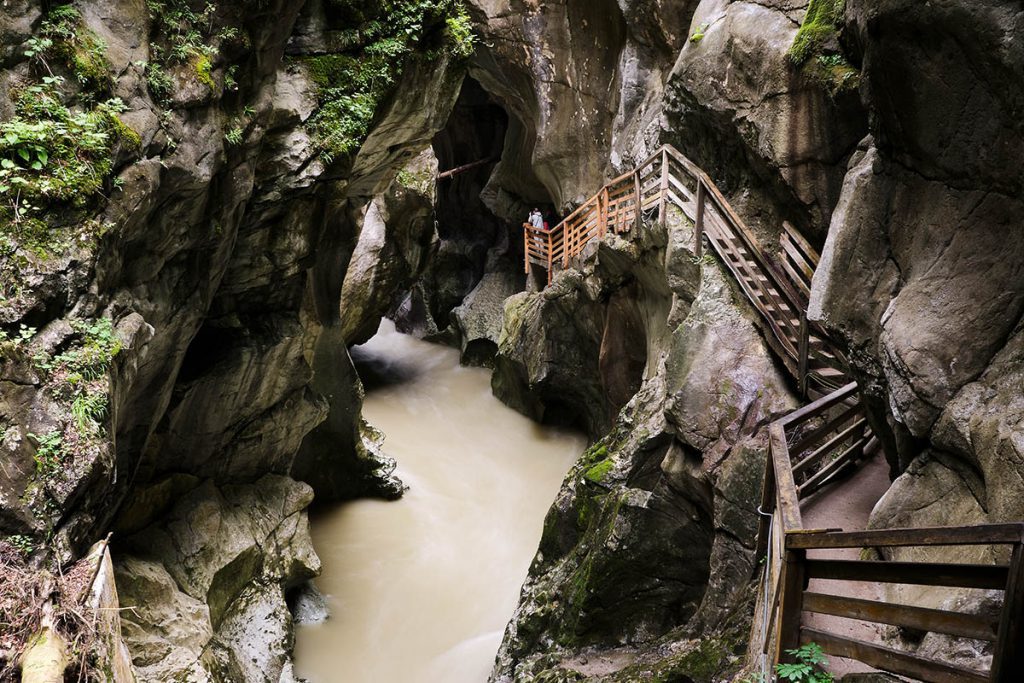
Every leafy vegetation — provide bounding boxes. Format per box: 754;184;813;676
303;0;476;162
28;431;64;476
144;0;248;102
690;22;710;43
34;5;112;92
224;126;244;146
788;0;859;96
776;643;834;683
0;83;126;205
0;5;134;269
4;535;35;557
25;318;122;481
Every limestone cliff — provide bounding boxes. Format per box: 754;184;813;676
0;0;1021;680
0;0;471;677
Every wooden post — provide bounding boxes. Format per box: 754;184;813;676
992;542;1024;682
776;548;807;665
798;312;809;398
546;230;553;285
694;178;706;259
634;171;642;233
599;188;608;238
563;223;571;268
658;149;669;226
523;225;530;274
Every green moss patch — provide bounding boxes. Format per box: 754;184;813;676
789;0;845;65
36;4;113;93
788;0;860;96
583;458;614;484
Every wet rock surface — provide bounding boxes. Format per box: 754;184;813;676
490;216;797;681
3;0;1023;680
115;475;318;682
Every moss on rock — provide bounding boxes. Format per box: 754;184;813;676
789;0;846;65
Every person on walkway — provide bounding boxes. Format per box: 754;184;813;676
529;208;544;230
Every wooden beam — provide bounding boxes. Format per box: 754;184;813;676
806;559;1010;590
776;549;807;663
694;178;705;259
633;171;642;233
802;630;987;683
788;401;862;457
788;524;1024;550
777;382;859;428
797;433;871;499
781;220;820;266
802;592;999;641
792;416;867;477
801;628;989;683
435;156;498;180
658;149;669;226
523;224;530;274
797;312;809;398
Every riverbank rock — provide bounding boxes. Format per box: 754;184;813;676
452;270;521;366
490;214;796;680
115;475;318;682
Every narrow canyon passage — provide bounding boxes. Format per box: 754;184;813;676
293;320;585;682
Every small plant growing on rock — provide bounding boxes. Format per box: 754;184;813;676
4;534;35;557
303;0;477;162
690;22;710;43
28;431;64;476
775;642;833;683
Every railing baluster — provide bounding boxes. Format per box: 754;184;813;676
546;229;553;285
658;149;669;226
599;187;608;238
565;224;572;268
634;170;642;233
992;541;1024;682
776;548;807;663
798;312;809;398
523;225;530;274
694;177;705;259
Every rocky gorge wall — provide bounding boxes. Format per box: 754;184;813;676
0;0;1021;680
457;0;1024;678
1;0;475;678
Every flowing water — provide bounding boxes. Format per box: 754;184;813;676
294;320;585;682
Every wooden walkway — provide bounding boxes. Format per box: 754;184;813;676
523;145;1024;682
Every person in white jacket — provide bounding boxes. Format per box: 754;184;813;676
529;208;544;230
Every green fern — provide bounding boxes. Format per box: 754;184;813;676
776;643;833;683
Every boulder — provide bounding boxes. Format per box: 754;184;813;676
115;476;319;683
452;270;521;366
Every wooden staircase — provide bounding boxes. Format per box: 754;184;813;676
523;145;852;398
523;145;1024;683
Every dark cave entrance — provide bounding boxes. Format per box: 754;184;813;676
395;76;555;338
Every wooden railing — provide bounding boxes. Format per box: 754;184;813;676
523;145;846;397
522;146;1022;681
522;145;1023;682
753;383;1024;682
